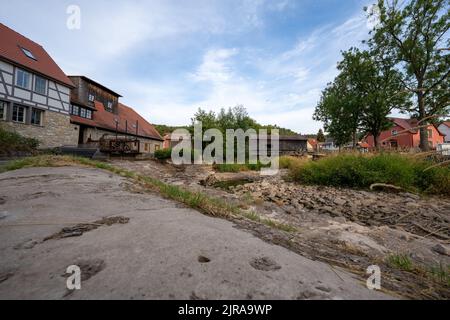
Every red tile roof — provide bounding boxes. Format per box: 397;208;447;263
389;117;418;133
389;117;445;136
71;101;163;141
359;142;370;148
0;23;73;87
308;138;317;147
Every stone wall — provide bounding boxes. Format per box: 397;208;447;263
1;111;79;148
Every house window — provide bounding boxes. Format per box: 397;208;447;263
86;109;92;119
12;105;26;123
71;105;79;116
20;47;36;60
155;145;160;151
80;108;86;118
31;109;43;125
16;69;30;89
34;76;47;95
0;101;7;120
391;129;398;136
144;143;149;152
88;94;95;102
427;129;433;138
107;101;113;111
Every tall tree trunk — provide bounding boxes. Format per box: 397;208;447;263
373;133;379;150
417;91;429;151
353;131;357;150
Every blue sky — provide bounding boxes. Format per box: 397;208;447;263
0;0;376;133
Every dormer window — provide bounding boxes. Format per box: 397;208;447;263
88;94;95;102
20;47;36;60
107;101;113;110
392;130;398;136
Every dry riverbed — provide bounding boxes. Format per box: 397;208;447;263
113;159;450;299
0;166;391;300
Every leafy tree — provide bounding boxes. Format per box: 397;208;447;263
342;48;410;148
317;129;326;142
314;78;359;147
315;48;410;148
367;0;450;150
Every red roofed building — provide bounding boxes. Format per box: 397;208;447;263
68;76;163;155
307;138;317;152
364;117;445;150
0;23;78;148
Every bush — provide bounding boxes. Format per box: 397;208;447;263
279;156;310;170
289;153;450;195
0;127;39;156
154;148;172;160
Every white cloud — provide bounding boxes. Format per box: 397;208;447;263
0;0;373;133
118;10;372;134
191;48;239;82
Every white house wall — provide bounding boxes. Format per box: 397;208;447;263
0;59;70;114
438;124;450;143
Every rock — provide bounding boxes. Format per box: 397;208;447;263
432;244;450;256
333;198;346;206
405;201;419;208
401;193;420;200
400;234;410;241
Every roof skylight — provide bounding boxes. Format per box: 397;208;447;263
20;47;36;60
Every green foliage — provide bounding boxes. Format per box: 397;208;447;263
314;48;409;148
213;161;270;172
317;129;326;143
387;253;414;271
0;127;39;155
154;148;172;160
368;0;450;150
153;124;189;136
289;153;450;195
279;156;310;171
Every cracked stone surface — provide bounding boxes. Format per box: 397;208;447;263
0;166;392;300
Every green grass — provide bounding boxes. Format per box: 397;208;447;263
0;127;39;156
241;211;297;233
0;155;296;233
386;253;450;287
428;263;450;286
289;153;450;195
386;253;414;271
279;156;310;170
214;161;270;173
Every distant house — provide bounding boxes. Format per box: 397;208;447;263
307;138;317;152
319;138;339;152
69;76;163;155
247;134;309;156
0;23;78;148
163;132;191;149
365;117;445;149
438;121;450;143
342;141;370;153
277;135;308;155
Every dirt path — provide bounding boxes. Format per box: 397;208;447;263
0;166;392;299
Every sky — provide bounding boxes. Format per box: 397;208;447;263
0;0;378;134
